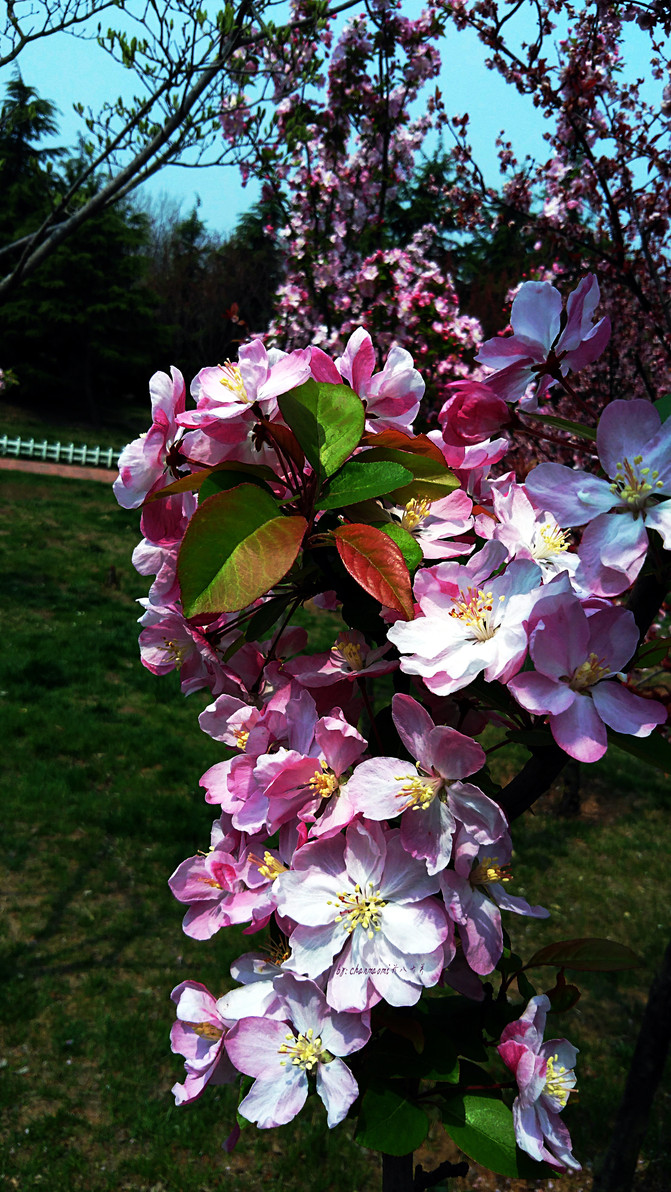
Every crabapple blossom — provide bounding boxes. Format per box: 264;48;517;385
170;981;236;1106
526;400;671;595
386;488;474;560
225;973;370;1128
475;275;610;408
285;629;397;686
440;823;549;975
343;694;505;874
275;819;449;1012
498;994;580;1171
114;367;188;509
387;545;544;695
508;600;666;762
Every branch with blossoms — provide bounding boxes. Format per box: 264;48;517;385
115;273;670;1190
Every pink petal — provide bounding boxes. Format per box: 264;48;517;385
550;694;607;762
591;681;666;736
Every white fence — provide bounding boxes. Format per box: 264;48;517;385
0;434;122;470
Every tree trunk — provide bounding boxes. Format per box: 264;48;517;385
592;936;671;1192
382;1153;413;1192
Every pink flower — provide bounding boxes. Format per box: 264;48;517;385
178;343;312;435
476;275;610;407
387;544;543;695
387;488;474;560
526;400;671;595
440;824;549;975
285;629;397;687
275;820;449;1011
225;973;370;1128
311;327;424;432
170;981;236;1106
114;367;188;509
498;995;580;1172
343;694;504;875
438;380;511;447
508;600;666;762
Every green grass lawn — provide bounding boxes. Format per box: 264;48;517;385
1;469;669;1191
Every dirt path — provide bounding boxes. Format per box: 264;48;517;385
0;457;118;483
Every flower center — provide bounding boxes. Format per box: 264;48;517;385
309;761;340;799
278;1027;328;1071
610;455;664;508
395;772;440;811
251;851;287;882
569;652;610;691
449;587;503;641
401;497;432;532
532;520;571;559
470;856;513;886
331;634;364;672
544;1053;576;1108
218;361;249;402
329;882;387;939
183;1021;224;1042
234;728;249;751
162;637;189;665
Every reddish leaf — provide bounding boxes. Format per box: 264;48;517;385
525;937;641;972
266;422;305;468
360;428;446;464
333;523;414;620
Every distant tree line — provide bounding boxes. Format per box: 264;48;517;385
0;74;283;428
0;73;531;430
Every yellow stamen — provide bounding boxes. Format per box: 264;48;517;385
401;497;432;532
234;728;249;751
448;587;500;641
609;456;655;508
544;1053;576;1108
308;760;339;799
218;361;248;402
331;633;365;672
395;772;439;811
533;520;571;559
250;851;287;882
470;856;513;886
163;638;189;665
278;1028;327;1070
328;882;387;939
569;652;609;692
182;1021;224;1042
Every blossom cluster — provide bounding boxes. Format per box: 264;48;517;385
115;275;668;1174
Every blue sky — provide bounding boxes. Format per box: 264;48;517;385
1;4;658;236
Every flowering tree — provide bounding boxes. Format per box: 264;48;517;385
219;0;483;410
114;272;671;1190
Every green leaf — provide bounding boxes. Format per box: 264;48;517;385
441;1095;552;1178
243;593;295;643
525;937;641;972
177;484;307;616
634;637;671;667
333;523;414;620
278;380;365;477
377;523;423;574
355;1085;429;1156
199;468;273;504
361;447;458;503
316;458;413;509
144;460;278;502
654;393;671;423
607;729;671;774
522;411;597;442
